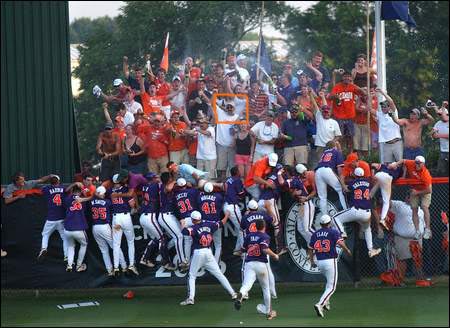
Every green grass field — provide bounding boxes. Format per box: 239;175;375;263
2;282;449;327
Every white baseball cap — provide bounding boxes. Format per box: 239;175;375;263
320;215;332;225
354;167;365;177
204;182;214;193
268;153;278;167
415;155;426;164
236;54;247;62
50;174;60;181
191;211;202;221
112;174;120;183
113;78;123;87
248;199;259;210
96;186;106;195
177;178;187;187
296;164;307;174
172;75;181;82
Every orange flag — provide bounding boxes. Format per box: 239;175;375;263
160;32;169;72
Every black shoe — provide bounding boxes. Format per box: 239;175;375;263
234;292;243;311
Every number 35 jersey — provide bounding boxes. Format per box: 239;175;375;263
243;232;270;263
347;178;371;210
309;227;342;260
182;220;222;250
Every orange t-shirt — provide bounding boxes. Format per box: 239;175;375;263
135;120;152;140
112;128;126;141
342;160;371;178
330;83;362;120
145;125;169;159
244;157;271;187
302;171;316;194
156;80;171;106
141;92;165;116
188;135;198;156
168;121;188;151
82;184;96;197
354;94;378;125
404;160;432;191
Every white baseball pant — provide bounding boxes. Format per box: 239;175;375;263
213;227;223;264
180;216;193;262
333;207;374;251
297;200;316;244
41;219;68;257
316;258;338;306
158;212;187;263
112;213;135;268
139;212;164;240
258;198;282;250
64;229;88;267
315;167;348;214
224;203;244;252
371;172;393;220
93;224;127;271
241;254;277;298
187;248;235;300
240;261;272;314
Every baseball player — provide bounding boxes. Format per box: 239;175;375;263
314;140;348;216
179;210;237;306
234;219;280;320
370;162;403;229
308;214;352;318
110;173;139;276
90;186;127;276
332;167;381;258
37;174;68;262
198;182;227;263
223;166;246;256
63;182;90;272
158;172;189;270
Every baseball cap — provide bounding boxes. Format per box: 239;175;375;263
112;174;120;184
116;169;129;182
237;54;247;61
411;108;421;116
296;69;305;76
415;155;426;164
345;152;359;164
320;215;332;225
50;174;60;181
172;75;181;82
248;199;259;210
204;182;214;193
296;164;307;174
96;186;106;196
177;178;187;187
191;211;202;221
113;78;123;87
268;153;278;167
354;167;365;177
105;122;114;130
144;172;157;180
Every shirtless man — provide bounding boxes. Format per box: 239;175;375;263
96;122;122;183
393;107;434;160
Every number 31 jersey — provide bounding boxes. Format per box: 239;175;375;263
309;227;342;260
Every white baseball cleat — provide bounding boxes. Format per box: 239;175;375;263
314;304;324;318
1;249;7;258
256;303;267;315
271;294;278;299
368;248;382;258
76;263;87;272
114;268;120;277
423;228;432;240
128;265;139;276
107;269;114;277
92;85;102;98
324;301;331;311
66;264;73;272
164;263;177;271
233;250;242;257
140;259;155;268
180;298;194;306
231;293;238;300
243;293;249;300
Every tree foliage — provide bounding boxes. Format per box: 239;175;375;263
70;17;118;44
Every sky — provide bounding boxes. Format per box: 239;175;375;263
68;1;317;38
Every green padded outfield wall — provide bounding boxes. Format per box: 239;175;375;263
1;1;80;184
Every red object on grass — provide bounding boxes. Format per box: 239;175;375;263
123;291;135;299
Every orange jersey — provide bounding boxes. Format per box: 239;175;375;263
188;135;198;156
342;160;371;178
168;121;187;151
141;92;165;116
145;125;169;159
404;160;432;191
244;157;271;187
156;80;171;106
330;83;362;120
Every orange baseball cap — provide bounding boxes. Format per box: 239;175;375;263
345;152;358;164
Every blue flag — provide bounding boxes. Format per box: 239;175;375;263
381;1;416;27
250;34;272;82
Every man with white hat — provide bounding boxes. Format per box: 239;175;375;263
244;153;279;201
236;54;250;88
332;167;381;258
93;78;133;104
308;214;352;318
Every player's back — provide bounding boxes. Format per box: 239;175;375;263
225;176;245;204
309;227;341;260
185;220;221;250
259;168;281;201
42;185;66;220
348;178;371;210
243;231;270;263
159;182;175;213
64;194;88;231
174;187;198;219
140;182;160;214
198;191;223;221
379;163;403;181
89;196;112;225
315;148;344;172
241;211;273;236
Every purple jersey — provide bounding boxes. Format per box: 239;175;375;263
42;185;66;221
174;188;198;219
243;231;270;263
316;148;344;173
90;197;112;225
241;211;273;237
64;195;88;231
285;176;308;197
198;192;224;222
111;185;132;214
159;183;175;213
140;183;160;214
128;172;148;190
348;178;371;210
379;163;402;181
224;176;245;204
182;220;221;251
309;227;342;260
259;168;282;201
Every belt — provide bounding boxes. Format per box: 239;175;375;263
354;207;370;212
385;138;401;145
113;212;130;215
162;212;173;215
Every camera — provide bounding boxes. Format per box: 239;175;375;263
226;70;237;77
425;99;435;108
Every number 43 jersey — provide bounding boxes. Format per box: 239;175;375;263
309;227;342;260
182;220;222;250
243;232;270;263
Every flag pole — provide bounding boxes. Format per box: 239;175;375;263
366;1;372;155
256;1;264;81
375;1;386;93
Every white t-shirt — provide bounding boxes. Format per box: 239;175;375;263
314;110;342;147
236;66;250;87
197;126;217;160
377;109;402;143
433;120;449;152
170;91;186;110
216;105;239;147
124;101;142;115
123;111;135;126
251;121;279;155
234;96;247;118
391;200;425;239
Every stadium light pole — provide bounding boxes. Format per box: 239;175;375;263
375;1;387;93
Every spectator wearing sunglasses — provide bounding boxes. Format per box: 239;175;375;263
250;111;279;162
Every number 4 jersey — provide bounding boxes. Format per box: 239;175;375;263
42;185;66;221
309;227;342;260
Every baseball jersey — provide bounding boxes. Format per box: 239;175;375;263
140;182;160;214
63;194;88;231
198;192;224;222
110;185;132;214
241;211;273;236
243;231;270;263
159;183;175;213
347;178;371;210
182;220;222;250
89;197;112;225
378;163;403;181
309;227;342;260
285;176;308;197
259;168;282;201
174;187;199;219
316;148;344;173
224;176;245;205
42;185;66;221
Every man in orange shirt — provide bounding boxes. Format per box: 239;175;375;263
145;114;170;174
139;75;165;116
168;110;189;164
341;152;371;183
353;87;378;157
389;156;432;240
329;70;366;154
244;153;279;200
